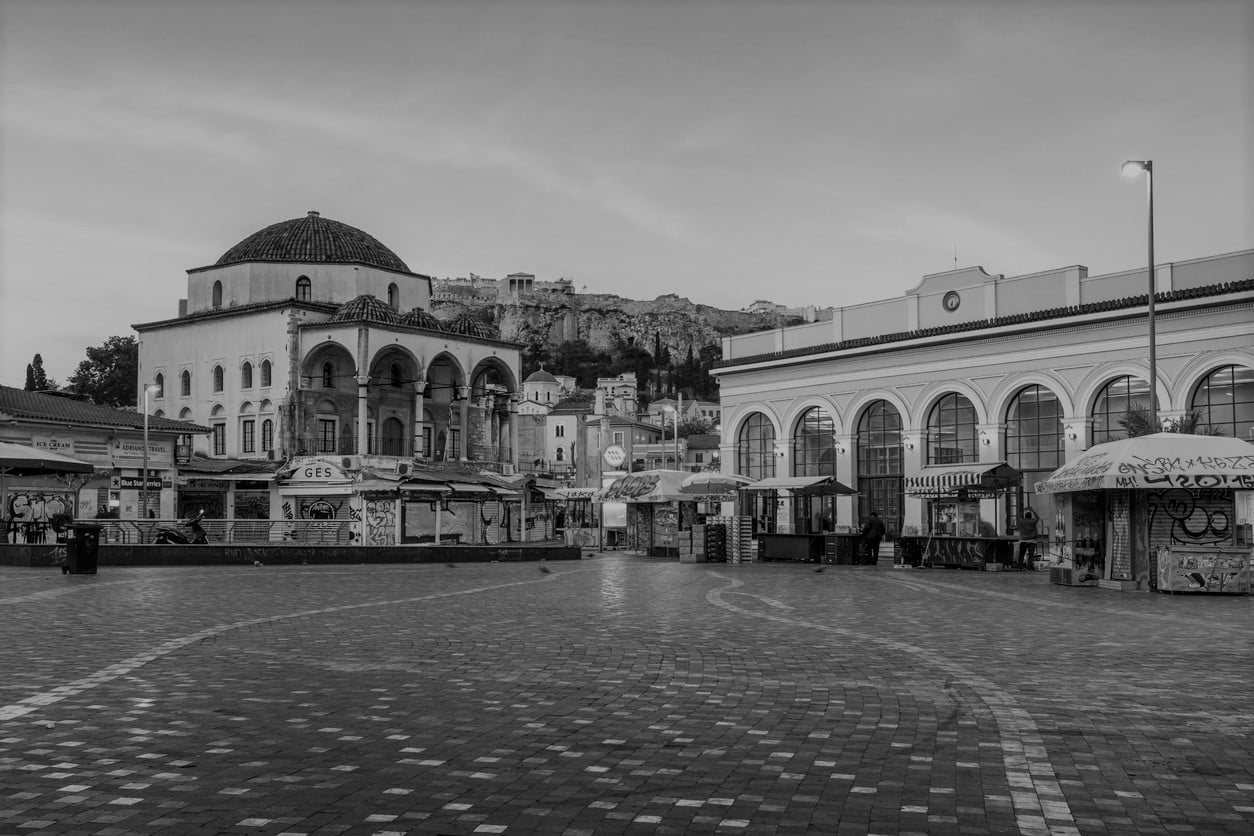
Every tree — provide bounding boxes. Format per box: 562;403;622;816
67;336;139;407
24;353;51;391
677;416;715;438
1117;406;1224;438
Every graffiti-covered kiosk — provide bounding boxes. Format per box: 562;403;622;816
1038;433;1253;594
598;470;696;557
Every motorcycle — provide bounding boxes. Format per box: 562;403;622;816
154;512;209;545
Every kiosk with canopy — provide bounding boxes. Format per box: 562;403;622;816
740;475;860;563
598;470;697;557
899;462;1021;569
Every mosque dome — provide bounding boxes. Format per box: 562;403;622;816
215;211;411;274
445;313;499;340
328;295;402;326
524;368;557;384
399;307;444;332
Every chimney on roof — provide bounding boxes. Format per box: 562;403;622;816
308;210;320;217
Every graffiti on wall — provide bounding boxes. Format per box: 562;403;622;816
1146;487;1231;547
364;499;396;546
300;498;342;520
5;492;73;522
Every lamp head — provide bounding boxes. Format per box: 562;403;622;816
1122;160;1151;177
144;383;160;394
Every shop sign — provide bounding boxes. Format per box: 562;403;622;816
285;460;349;484
603;444;627;468
110;438;171;466
31;435;76;456
112;475;164;490
175;444;192;464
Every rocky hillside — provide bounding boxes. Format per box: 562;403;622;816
432;288;802;363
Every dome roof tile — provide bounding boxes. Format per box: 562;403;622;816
215;211;411;273
329;295;402;326
399;307;444;331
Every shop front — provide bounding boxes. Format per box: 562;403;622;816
1039;432;1253;594
276;457;357;543
598;470;696;557
555;487;600;548
899;462;1021;569
740;475;859;563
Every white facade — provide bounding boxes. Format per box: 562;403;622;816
716;249;1254;541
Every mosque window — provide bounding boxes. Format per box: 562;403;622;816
296;276;311;301
241;361;253;389
322;361;335;388
213;365;224;393
391;363;404;388
153;373;164;399
212;281;223;309
180;370;191;397
261;419;274;452
260;359;272;388
388;283;400;310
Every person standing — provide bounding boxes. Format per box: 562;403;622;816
861;511;886;565
1017;507;1040;571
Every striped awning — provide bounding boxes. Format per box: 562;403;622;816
904;463;1021;496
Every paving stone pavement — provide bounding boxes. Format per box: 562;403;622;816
1;556;1251;836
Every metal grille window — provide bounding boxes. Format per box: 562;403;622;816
927;393;977;465
241;419;256;453
1190;365;1254;440
856;400;903;533
792;407;836;477
1005;385;1063;470
736;412;776;480
318;419;337;453
261;419;273;451
212;423;226;456
1091;376;1150;444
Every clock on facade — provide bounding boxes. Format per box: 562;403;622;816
942;291;961;312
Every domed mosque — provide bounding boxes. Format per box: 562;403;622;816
135;211;522;502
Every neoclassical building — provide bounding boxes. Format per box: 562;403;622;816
714;248;1254;539
135;211;522;490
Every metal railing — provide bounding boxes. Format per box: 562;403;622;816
294;437;415;457
85;519;356;545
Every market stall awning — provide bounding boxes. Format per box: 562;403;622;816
0;441;94;475
446;481;493;494
598;469;693;503
400;480;452;493
555;487;599;501
742;475;856;495
679;472;756;495
1037;432;1254;493
905;462;1021;496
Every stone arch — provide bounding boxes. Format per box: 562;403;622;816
724;402;784;441
987;372;1075;425
1075;362;1168;419
1174;350;1254;414
913;381;989;432
469;356;519;396
782;395;844;437
845;390;913;436
302;341;357;390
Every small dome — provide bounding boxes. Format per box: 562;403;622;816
399;307;444;331
446;313;499;340
215;211;411;274
329;295;401;326
525;368;557;384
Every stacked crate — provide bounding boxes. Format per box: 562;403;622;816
711;515;754;563
705;523;727;562
679;524;706;563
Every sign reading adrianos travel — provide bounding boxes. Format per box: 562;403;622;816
109;438;171;466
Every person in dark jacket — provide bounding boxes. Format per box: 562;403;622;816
861;511;886;564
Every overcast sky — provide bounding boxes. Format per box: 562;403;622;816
1;0;1250;387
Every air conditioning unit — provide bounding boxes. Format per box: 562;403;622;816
501;463;515;476
396;462;411;476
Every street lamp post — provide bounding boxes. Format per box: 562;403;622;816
1122;159;1156;425
142;384;159;527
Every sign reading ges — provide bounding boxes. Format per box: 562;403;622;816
603;444;627;468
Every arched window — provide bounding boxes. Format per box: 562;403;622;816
927;393;977;464
736;413;776;480
241;361;253;389
1190;365;1254;440
179;407;193;421
556;447;565;462
296;276;311;301
1005;385;1063;470
212;365;224;393
181;370;191;397
391;362;404;388
792;407;836;476
154;409;165;419
260;359;272;388
211;280;223;309
856;401;903;531
1091;376;1150;444
153;373;164;399
322;361;335;388
261;419;274;452
388;283;400;310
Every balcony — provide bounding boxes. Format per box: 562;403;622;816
295;437;414;457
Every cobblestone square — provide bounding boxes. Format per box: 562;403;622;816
2;557;1251;835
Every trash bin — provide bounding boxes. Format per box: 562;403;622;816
65;523;102;574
